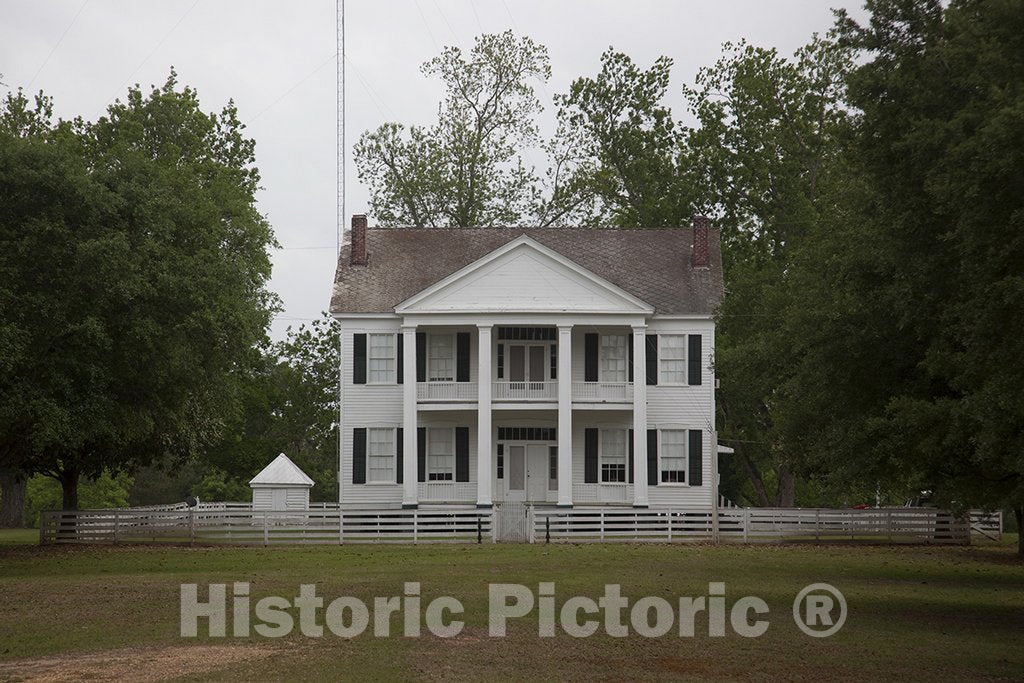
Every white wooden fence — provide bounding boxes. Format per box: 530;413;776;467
39;505;1001;546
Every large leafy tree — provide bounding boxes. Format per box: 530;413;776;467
0;73;277;509
355;31;599;227
779;0;1024;551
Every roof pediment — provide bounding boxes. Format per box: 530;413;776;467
395;236;654;314
249;453;315;487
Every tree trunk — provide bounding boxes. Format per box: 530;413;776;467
737;446;771;507
1016;507;1023;558
775;464;796;507
60;468;80;510
0;469;27;527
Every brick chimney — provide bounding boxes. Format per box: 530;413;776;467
350;214;368;266
691;215;710;268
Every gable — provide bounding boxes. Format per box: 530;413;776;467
395;237;654;314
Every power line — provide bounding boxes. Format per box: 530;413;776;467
27;0;91;89
245;50;338;125
106;0;199;106
430;0;460;42
412;0;440;52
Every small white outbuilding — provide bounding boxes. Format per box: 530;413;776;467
249;453;315;510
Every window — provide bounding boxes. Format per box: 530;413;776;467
549;446;558;491
660;429;687;483
428;334;454;382
600;429;627;483
497;427;556;441
550;344;557;380
659;335;686;384
427;428;454;481
497;444;504;480
368;428;396;483
368;333;396;383
497;344;504;379
600;334;628;382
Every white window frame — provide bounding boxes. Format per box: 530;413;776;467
599;334;628;383
659;334;687;385
368;333;397;384
367;427;397;484
599;428;628;484
427;427;454;482
658;428;687;485
428;333;455;383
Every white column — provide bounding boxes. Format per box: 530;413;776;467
402;325;418;508
557;324;573;507
476;325;493;507
632;324;649;506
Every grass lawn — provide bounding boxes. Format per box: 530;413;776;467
0;531;1021;681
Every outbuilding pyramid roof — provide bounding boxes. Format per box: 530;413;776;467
248;453;315;487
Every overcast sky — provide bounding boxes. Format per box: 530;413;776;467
2;0;867;339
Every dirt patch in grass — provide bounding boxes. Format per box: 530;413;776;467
0;643;281;682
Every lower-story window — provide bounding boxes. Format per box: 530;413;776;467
660;429;687;483
368;427;396;483
428;428;454;481
600;429;627;483
549;446;558;491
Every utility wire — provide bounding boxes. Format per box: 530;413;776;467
28;0;91;89
246;51;338;125
106;0;199;106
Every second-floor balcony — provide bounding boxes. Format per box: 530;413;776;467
415;380;633;404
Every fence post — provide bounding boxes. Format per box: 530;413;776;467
113;510;121;544
743;508;749;543
600;510;605;542
339;509;344;545
413;510;418;544
545;515;550;544
887;509;893;542
263;510;269;546
815;509;820;542
188;509;194;546
477;515;482;544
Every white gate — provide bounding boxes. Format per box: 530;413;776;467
493;502;534;543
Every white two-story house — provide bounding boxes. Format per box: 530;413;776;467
330;215;724;510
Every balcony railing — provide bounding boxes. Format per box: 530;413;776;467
572;382;634;403
417;381;478;402
493;381;558;401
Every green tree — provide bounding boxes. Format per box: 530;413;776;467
781;0;1024;552
0;73;277;509
355;31;599;227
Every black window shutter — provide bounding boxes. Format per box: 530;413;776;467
456;332;471;382
584;428;598;483
353;334;367;385
417;427;426;482
584;333;599;382
628;335;634;383
352;428;366;484
396;334;404;385
396;428;403;484
645;335;658;386
416;332;426;382
688;334;702;386
647;429;658;486
628;429;634;483
688;429;703;486
455;427;470;482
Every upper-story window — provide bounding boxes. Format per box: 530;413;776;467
428;334;454;382
368;333;396;383
600;428;627;483
659;429;687;483
659;334;686;385
600;334;628;382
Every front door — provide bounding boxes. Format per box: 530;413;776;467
506;445;527;502
526;444;549;502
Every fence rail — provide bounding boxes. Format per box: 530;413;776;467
39;505;1000;546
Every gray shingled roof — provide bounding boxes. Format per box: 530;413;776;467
329;227;724;315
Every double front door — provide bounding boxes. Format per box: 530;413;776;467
504;444;551;503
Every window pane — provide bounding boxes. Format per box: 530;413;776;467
368;428;395;482
601;429;627;483
659;335;686;384
600;334;627;382
660;429;686;483
368;333;396;383
428;334;454;382
428;428;453;481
